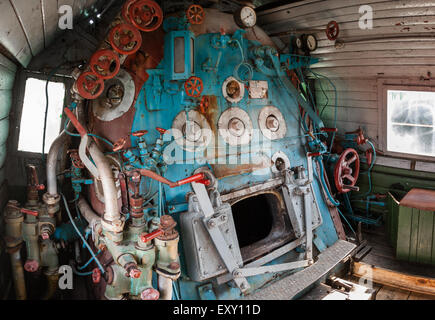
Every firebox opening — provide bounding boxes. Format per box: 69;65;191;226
231;193;275;248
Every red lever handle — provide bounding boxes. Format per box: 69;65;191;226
21;208;39;217
131;130;148;137
156;127;167;135
64;107;87;137
308;152;322;157
320;128;338;133
172;173;207;187
126;170;210;188
35;184;45;191
140;229;164;243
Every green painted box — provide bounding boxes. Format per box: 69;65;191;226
387;189;435;266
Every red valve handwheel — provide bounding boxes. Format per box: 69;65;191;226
90;49;120;80
122;0;138;24
184;76;203;98
326;20;339;41
129;0;163;32
334;148;360;193
186;4;205;25
109;23;142;55
76;72;104;100
199;96;209;113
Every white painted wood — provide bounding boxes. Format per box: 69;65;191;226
375;156;411;170
41;0;61;48
10;0;45;56
0;0;32;66
415;161;435;172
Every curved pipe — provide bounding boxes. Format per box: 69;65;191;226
63;105;120;224
87;142;119;223
77;196;101;224
47;102;86;195
46;119;75;195
158;276;173;300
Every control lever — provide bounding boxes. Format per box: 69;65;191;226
7;204;38;217
125;170;209;188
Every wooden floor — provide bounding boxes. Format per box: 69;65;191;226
301;225;435;300
375;285;433;300
359;225;435;279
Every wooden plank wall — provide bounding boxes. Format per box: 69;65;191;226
258;0;435;147
0;0;101;67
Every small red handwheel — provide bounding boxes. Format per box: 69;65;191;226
122;0;138;24
109;23;142;55
90;49;120;79
186;4;205;25
184;76;203;98
199;96;209;113
326;20;339;40
334;148;360;193
129;0;163;32
76;71;104;100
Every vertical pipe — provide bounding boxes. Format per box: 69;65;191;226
158;276;173;300
9;250;27;300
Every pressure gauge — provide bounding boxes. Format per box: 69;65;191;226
295;37;303;50
305;34;318;52
234;6;257;29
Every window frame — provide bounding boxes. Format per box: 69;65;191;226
378;78;435;162
11;70;72;158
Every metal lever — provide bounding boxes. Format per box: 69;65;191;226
191;182;250;293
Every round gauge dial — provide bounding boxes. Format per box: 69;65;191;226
295;37;303;49
234;6;257;29
305;34;318;51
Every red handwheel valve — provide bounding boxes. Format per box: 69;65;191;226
129;0;163;32
326;21;339;41
186;4;205;25
76;72;105;100
334;148;360;193
184;76;203;98
109;23;142;55
90;49;120;79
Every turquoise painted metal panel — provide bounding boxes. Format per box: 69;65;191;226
126;20;339;299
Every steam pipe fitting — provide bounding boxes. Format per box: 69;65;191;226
64;106;122;233
9;249;27;300
158;276;173;300
4;201;24;249
77;196;101;225
4;201;27;299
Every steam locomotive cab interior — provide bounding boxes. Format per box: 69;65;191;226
1;0;434;301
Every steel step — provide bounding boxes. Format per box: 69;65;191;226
243;239;357;300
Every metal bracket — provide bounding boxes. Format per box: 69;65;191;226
191;182;250;293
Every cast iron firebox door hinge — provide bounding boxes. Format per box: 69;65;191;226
191;181;251;293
